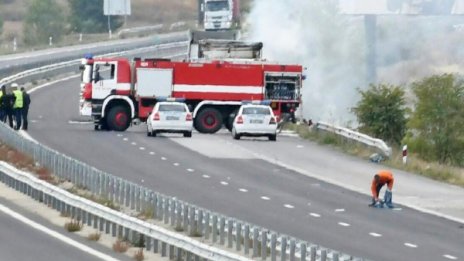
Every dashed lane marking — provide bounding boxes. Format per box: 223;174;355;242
68;120;93;125
335;209;345;212
338;222;350;227
139;147;145;151
149;152;155;155
309;213;321;218
202;175;210;179
369;232;382;237
123;138;128;141
173;163;179;166
443;254;457;260
284;204;295;209
238;188;248;193
161;157;167;161
220;181;229;186
404;243;418;248
117;134;123;137
261;196;270;200
187;168;194;172
296;145;304;148
131;142;136;146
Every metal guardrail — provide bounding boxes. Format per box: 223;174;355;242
0;41;189;86
0;125;364;261
316;121;392;157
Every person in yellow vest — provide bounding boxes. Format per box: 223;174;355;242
12;83;23;130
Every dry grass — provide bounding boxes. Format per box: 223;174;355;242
133;248;145;261
64;219;83;232
113;238;131;253
87;231;102;241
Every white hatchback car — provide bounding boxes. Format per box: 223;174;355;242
147;101;193;137
232;104;277;141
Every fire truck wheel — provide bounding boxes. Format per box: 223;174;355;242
106;106;130;132
195;108;223;133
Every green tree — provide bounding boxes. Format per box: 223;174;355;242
351;83;408;145
68;0;123;34
23;0;65;45
404;74;464;166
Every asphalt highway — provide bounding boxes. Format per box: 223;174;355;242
25;77;464;261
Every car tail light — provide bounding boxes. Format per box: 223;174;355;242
186;113;192;121
236;115;243;124
269;117;276;125
153;112;160;121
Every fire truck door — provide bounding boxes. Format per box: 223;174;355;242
136;68;173;97
93;62;118;99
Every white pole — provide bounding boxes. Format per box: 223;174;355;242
13;37;17;52
79;33;83;42
49;37;53;46
402;145;408;164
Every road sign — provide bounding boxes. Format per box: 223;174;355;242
104;0;131;16
339;0;464;15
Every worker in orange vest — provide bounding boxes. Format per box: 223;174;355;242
369;170;395;208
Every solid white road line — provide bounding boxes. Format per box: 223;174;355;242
369;232;382;237
443;254;458;260
238;188;248;193
404;243;418;248
0;203;119;261
309;213;321;218
284;204;295;209
28;74;80;94
117;134;123;137
338;222;350;227
261;196;270;201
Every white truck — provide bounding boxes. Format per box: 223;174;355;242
199;0;240;31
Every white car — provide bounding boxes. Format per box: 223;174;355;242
232;104;278;141
147;101;193;137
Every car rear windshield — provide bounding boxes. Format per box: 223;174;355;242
242;107;271;115
159;104;186;112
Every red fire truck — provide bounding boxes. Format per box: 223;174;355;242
79;55;304;133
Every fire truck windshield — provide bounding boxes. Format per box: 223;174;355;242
206;1;229;11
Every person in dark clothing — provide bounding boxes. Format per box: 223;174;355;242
0;85;5;122
20;87;31;130
0;87;15;128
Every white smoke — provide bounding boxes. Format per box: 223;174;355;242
246;0;464;125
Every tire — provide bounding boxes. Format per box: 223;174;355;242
183;131;192;138
269;134;277;141
194;108;223;134
152;131;157;137
147;128;151;137
232;128;240;140
106;106;131;132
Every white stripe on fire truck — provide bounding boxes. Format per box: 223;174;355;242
173;84;263;94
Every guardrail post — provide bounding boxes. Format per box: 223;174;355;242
82;210;87;224
300;243;307;261
176;247;182;261
176;201;182;229
99;218;104;232
183;205;189;232
161;242;167;257
93;215;98;229
87;212;92;226
189;207;196;236
310;246;316;261
227;219;233;248
130;183;135;210
112;222;117;237
204;212;210;240
125;181;130;207
281;237;287;261
289;239;296;261
253;227;259;257
186;252;192;261
219;217;226;245
271;233;277;261
321;250;327;261
197;210;203;236
169;245;175;260
236;222;242;252
145;237;152;251
261;230;268;260
164;198;170;224
170;199;176;227
212;215;218;243
118;225;123;238
153;239;159;253
105;220;110;234
136;185;141;212
244;225;250;255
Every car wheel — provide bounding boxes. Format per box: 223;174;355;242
152;131;157;137
194;108;223;134
269;134;277;141
232;128;240;140
184;131;192;138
